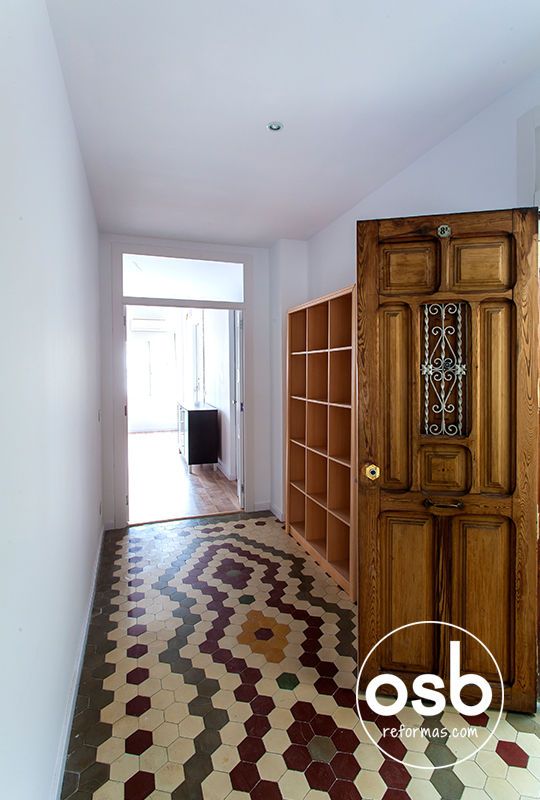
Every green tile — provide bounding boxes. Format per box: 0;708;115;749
277;672;300;690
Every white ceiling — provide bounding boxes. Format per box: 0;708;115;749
46;0;540;247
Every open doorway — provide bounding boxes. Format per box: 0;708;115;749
125;304;244;523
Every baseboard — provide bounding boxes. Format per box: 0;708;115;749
52;527;104;800
253;502;272;513
217;459;235;481
270;503;284;522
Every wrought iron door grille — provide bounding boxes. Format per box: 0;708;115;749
421;302;468;436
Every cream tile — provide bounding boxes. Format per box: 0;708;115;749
484;776;518;800
168;736;196;764
151;689;175;710
109;752;139;782
96;737;125;764
406;778;441;800
516;731;540;757
155;761;185;792
220;721;247;747
137;708;165;731
453;757;488;789
100;701;126;724
111;715;138;739
353;768;387;800
461;789;492;799
278;769;310;800
258;752;287;781
506;765;540;795
475;750;508;779
354;743;384;771
227;701;252;724
178;714;205;738
92;781;124;800
139;744;168;772
212;744;240;772
263;728;290;754
174;683;198;703
164;701;189;723
153;721;179;747
268;707;293;730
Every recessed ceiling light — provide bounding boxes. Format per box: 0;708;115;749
267;121;283;131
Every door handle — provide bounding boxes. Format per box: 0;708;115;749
365;464;380;480
423;498;464;510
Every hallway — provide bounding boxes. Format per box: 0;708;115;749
61;514;540;800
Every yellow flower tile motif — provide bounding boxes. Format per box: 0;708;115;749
237;609;290;662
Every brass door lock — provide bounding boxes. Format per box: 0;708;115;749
365;464;380;481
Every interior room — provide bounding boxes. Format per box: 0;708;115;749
2;2;540;800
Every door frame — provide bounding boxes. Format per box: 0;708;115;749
109;241;249;527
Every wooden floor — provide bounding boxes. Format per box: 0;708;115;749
128;431;240;524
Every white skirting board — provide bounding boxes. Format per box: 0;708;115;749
52;528;104;800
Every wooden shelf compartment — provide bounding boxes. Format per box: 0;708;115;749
327;514;350;580
289;308;306;352
306;449;327;506
289;398;306;444
329;292;353;349
307;302;329;351
328;460;351;522
306;402;327;453
290;353;306;398
328;405;351;464
329;349;352;405
307;352;328;401
305;497;327;556
289;442;305;491
289;485;306;537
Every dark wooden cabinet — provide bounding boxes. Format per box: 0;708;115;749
177;402;219;471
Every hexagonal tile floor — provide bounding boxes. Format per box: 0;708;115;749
61;512;540;799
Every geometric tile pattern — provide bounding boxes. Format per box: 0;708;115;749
61;512;540;799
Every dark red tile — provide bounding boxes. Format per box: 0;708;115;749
126;667;149;685
334;688;356;708
461;712;489;727
123;770;155;800
126;695;151;717
381;790;410;800
230;762;260;792
300;652;320;668
242;667;262;684
128;578;143;587
332;728;359;753
127;624;147;637
312;714;337;737
125;729;153;755
316;661;338;677
283;744;311;771
245;715;271;738
251;780;283;800
314;677;337;695
304;639;322;653
305;761;335;791
126;643;148;658
496;740;529;768
329;779;362;800
379;759;411;790
378;734;406;761
330;752;360;780
288;720;314;745
357;698;379;722
254;627;274;640
128;592;145;602
291;701;316;722
213;648;233;663
238;736;265;763
251;695;275;716
128;607;145;618
234;684;257;702
226;657;247;673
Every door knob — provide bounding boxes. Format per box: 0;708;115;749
365;464;380;481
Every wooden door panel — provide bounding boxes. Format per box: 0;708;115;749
420;445;471;494
451;516;514;685
380;241;439;295
380;513;437;674
449;235;514;292
478;300;515;494
380;304;411;490
357;208;538;712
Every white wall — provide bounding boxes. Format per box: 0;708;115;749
204;309;235;478
100;235;271;526
308;67;540;297
269;240;309;519
0;2;101;799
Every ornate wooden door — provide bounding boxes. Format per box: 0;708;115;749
357;209;538;712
